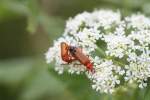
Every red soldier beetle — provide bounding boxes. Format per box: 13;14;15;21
60;42;94;72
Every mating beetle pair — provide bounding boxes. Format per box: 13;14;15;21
60;42;94;72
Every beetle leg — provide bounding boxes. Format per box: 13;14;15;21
61;62;71;65
73;63;82;65
73;63;82;67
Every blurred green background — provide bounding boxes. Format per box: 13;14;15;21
0;0;150;100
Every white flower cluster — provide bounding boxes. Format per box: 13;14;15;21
89;57;125;93
45;10;150;93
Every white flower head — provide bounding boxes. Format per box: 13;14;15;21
46;9;150;94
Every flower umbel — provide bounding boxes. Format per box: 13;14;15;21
46;10;150;93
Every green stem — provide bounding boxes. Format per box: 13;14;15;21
96;46;106;57
96;47;125;67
